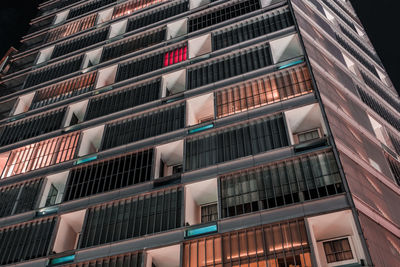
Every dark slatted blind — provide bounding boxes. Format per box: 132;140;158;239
357;86;400;131
65;251;143;267
0;217;56;265
67;0;117;19
24;55;84;88
115;43;186;82
51;27;109;59
220;151;343;218
100;28;166;63
0;107;67;147
188;44;272;89
0;178;43;218
85;79;161;120
79;188;182;248
188;0;261;33
64;149;153;201
126;0;188;32
213;8;294;50
185;114;289;171
360;71;400;113
335;33;378;77
101;103;185;150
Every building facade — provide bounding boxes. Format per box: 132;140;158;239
0;0;398;266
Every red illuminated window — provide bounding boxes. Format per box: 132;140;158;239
164;45;187;67
1;132;80;179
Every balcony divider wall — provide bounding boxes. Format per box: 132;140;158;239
79;187;182;248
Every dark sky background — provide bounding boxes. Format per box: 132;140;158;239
0;0;399;93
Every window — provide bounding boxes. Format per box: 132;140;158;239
188;43;272;89
164;45;187;67
0;217;57;265
112;0;165;19
0;107;67;147
115;44;187;82
0;178;44;218
321;0;356;31
100;28;166;63
64;149;154;201
45;14;98;43
85;78;161;120
30;71;97;110
323;238;354;263
188;0;261;33
185;114;288;171
216;65;313;118
101;103;185;150
24;55;85;88
183;219;312;267
295;128;321;143
213;8;294;50
126;0;189;32
45;184;58;206
51;27;109;59
1;132;80;178
386;154;400;186
201;203;218;223
220;151;343;218
79;187;182;248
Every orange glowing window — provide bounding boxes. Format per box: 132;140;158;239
216;65;313;118
1;132;80;179
112;0;165;19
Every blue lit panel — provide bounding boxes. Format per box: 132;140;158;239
74;155;98;165
186;224;218;237
50;254;75;265
278;59;304;70
188;124;214;134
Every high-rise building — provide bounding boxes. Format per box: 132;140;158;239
0;0;399;266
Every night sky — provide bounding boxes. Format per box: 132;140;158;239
0;0;399;93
